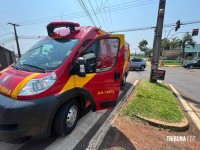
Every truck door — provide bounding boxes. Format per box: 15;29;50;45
75;34;125;110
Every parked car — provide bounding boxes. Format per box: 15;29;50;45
184;60;200;69
130;58;146;71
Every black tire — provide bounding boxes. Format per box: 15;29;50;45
121;75;126;86
140;65;145;71
189;65;193;69
53;100;80;136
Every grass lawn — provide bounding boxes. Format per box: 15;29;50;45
163;61;181;66
124;79;184;123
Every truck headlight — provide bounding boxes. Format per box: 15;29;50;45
19;72;57;96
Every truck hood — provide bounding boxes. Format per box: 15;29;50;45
0;67;41;98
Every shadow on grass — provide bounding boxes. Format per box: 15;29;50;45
155;82;170;91
99;126;136;150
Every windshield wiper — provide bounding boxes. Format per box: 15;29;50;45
28;46;43;53
12;63;31;71
22;63;47;73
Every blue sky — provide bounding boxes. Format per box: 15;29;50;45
0;0;200;54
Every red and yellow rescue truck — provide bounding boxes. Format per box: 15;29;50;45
0;22;130;142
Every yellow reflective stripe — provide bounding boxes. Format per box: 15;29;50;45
11;73;40;99
110;34;124;49
123;61;128;74
59;74;96;94
123;49;130;74
59;76;75;94
74;74;96;87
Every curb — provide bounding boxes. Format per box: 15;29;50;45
169;84;200;130
161;65;181;67
160;65;182;67
86;80;139;150
135;115;188;131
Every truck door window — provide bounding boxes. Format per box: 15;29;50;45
82;38;119;73
82;41;99;73
78;39;92;52
97;38;119;72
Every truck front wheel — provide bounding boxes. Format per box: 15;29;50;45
53;100;80;136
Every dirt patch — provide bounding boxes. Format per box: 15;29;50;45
99;111;200;150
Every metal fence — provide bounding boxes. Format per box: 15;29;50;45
0;46;16;71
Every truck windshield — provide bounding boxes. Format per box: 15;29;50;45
14;38;79;72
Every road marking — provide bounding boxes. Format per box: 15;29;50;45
169;84;200;130
46;110;106;150
86;80;139;150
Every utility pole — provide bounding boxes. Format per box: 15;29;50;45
8;22;21;58
150;0;166;82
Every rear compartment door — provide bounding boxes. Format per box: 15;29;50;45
75;34;125;110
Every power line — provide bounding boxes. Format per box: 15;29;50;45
19;36;45;39
77;0;96;26
0;38;15;45
0;32;14;37
110;26;155;33
110;20;200;33
100;0;156;10
168;32;191;39
95;0;107;29
12;0;158;26
88;0;101;27
0;37;14;42
102;0;111;30
108;0;113;30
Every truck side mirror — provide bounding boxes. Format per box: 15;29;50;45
76;57;86;77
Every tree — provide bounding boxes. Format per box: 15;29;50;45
181;32;196;64
174;38;182;49
181;32;196;49
183;32;193;43
138;40;148;52
161;38;170;50
170;37;182;49
144;48;152;58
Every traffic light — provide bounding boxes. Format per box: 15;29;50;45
192;29;199;36
175;20;180;31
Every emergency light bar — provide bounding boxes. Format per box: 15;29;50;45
46;22;80;36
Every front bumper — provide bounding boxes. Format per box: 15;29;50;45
0;94;57;143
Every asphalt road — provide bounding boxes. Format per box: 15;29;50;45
128;66;200;104
1;66;199;149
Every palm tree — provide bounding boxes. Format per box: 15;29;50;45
183;32;193;44
181;32;196;64
161;38;170;50
170;37;182;49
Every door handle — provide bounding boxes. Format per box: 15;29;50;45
114;72;120;81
